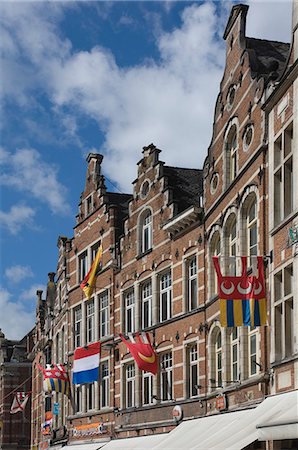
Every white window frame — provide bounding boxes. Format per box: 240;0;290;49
142;372;153;406
78;251;88;283
210;232;221;297
228;217;237;276
100;361;109;409
248;326;259;377
141;211;152;254
230;328;239;382
74;306;82;348
215;332;222;388
86;300;95;344
225;125;238;186
75;385;82;413
188;257;198;311
273;122;293;226
126;363;135;408
125;290;135;333
188;345;198;398
86;382;95;411
100;291;109;338
247;199;258;263
160;353;173;401
160;272;172;322
274;264;294;360
142;281;152;329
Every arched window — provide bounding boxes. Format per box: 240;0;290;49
225;124;238;186
226;215;237;276
210;231;221;297
247;199;257;259
140;210;152;254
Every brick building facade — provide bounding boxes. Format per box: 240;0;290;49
30;3;298;450
0;329;33;450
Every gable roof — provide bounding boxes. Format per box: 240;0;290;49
245;37;290;82
163;166;203;215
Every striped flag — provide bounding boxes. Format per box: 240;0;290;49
38;364;70;397
213;256;267;327
72;342;100;385
10;392;30;414
80;244;103;299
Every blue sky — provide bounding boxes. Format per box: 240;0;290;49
0;0;292;340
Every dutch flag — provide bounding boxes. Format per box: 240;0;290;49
72;342;100;385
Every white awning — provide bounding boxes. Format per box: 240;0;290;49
257;392;298;441
151;409;251;450
102;434;166;449
151;390;298;450
65;442;108;450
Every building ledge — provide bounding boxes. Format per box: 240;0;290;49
163;206;202;235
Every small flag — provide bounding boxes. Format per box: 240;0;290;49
10;392;30;414
38;364;70;397
213;256;267;327
72;342;100;385
80;244;103;299
120;332;158;375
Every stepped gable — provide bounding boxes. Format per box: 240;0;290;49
163;166;203;214
106;191;132;238
245;37;290;82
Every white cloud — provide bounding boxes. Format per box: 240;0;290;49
19;283;46;301
0;148;71;214
0;1;293;192
246;0;292;43
0;204;35;234
5;265;34;284
0;287;35;340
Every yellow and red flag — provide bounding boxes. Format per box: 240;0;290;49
120;332;158;375
212;256;267;327
80;244;103;299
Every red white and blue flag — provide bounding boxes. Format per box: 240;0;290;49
72;342;101;385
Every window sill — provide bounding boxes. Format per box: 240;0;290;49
136;248;153;260
270;209;298;237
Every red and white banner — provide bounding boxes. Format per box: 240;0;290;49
10;392;30;414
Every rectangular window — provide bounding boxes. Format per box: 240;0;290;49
160;272;172;322
86;300;95;344
125;290;135;333
273;123;293;226
188;257;198;310
86;383;95;411
86;195;92;216
75;386;82;413
79;251;88;282
142;213;152;253
230;328;239;381
274;264;294;360
91;241;101;263
142;281;152;329
187;345;198;398
142;372;153;405
126;364;135;408
160;353;172;401
248;327;258;376
74;306;82;348
100;291;109;338
100;362;109;408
